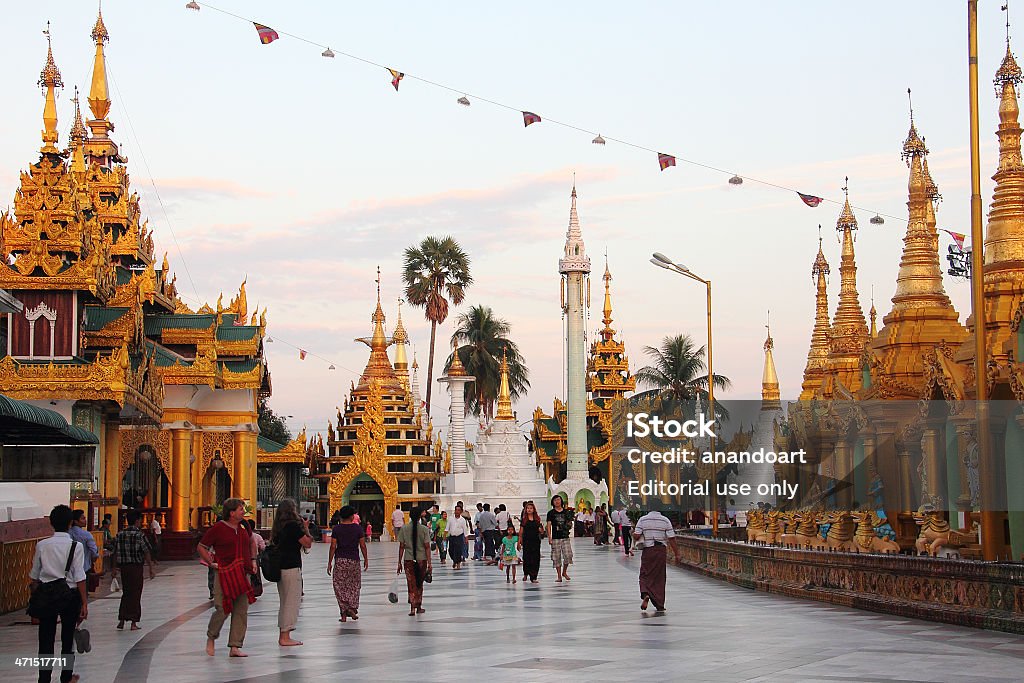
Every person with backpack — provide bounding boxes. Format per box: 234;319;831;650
29;504;88;683
271;498;313;646
327;505;368;621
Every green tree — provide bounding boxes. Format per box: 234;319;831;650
258;396;292;445
634;334;731;420
402;236;473;413
447;305;530;417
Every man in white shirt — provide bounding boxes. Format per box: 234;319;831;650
617;505;635;556
495;505;511;533
446;504;470;569
633;509;681;612
29;504;88;683
391;504;405;541
472;503;484;560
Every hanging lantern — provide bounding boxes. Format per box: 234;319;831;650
728;175;743;185
266;337;274;343
212;456;225;470
592;134;606;145
457;96;470;106
328;364;336;370
185;1;200;10
322;48;335;58
870;214;885;225
137;448;153;463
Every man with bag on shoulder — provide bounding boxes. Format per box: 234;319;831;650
633;509;682;612
198;498;257;658
29;504;87;683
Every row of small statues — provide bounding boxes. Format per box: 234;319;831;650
744;508;979;557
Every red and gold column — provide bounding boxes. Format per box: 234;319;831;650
170;429;191;532
232;430;257;509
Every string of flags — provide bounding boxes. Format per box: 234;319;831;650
942;229;968;250
184;1;920;223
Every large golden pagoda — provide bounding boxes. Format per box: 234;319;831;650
0;13;270;569
310;282;439;535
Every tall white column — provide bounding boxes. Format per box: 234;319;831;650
564;270;588;479
438;345;474;474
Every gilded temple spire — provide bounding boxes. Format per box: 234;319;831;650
888;103;952;314
355;267;399;389
88;7;110;121
495;347;514;420
600;254;615;341
869;289;877;337
800;230;831;399
69;87;87;172
828;180;869;363
984;34;1024;273
392;298;411;389
38;23;64;155
762;312;781;408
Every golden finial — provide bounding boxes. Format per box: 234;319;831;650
902;89;928;162
764;310;773;352
600;251;615;340
69;86;87;171
393;298;408;344
812;226;830;281
495;345;514;420
88;3;111;122
447;338;467;377
762;310;780;406
836;177;858;234
869;286;878;337
996;4;1023;92
921;139;940;201
39;22;64;155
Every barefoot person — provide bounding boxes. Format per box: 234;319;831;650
446;503;469;569
545;495;574;582
272;498;313;646
633;508;682;611
397;505;432;615
328;505;368;621
110;510;155;630
518;501;544;583
198;498;257;658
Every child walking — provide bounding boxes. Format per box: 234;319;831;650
500;525;521;584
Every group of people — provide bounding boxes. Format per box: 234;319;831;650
27;496;684;681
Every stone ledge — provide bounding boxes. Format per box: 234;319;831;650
672;534;1024;635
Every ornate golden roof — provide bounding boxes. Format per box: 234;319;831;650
355;278;401;391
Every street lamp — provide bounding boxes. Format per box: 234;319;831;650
650;253;718;538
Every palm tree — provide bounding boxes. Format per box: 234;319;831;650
402;236;473;413
634;334;731;420
447;305;530;417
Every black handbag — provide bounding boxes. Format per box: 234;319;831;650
259;543;281;583
28;541;77;618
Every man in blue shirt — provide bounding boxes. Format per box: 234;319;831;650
70;509;99;576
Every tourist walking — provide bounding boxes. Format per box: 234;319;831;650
272;498;313;646
110;510;156;630
500;524;521;583
391;503;405;540
397;505;432;615
633;509;682;611
436;511;449;564
546;495;574;582
594;505;607;545
198;498;257;657
447;503;469;569
29;504;88;683
69;509;99;593
617;505;634;556
472;503;484;560
518;501;544;583
328;505;368;621
477;503;498;563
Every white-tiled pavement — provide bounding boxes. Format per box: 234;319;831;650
2;539;1023;682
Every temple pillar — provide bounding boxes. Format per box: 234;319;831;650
232;430;257;508
190;431;204;528
953;420;975;525
272;464;288;503
834;438;854;510
169;429;191;532
921;423;946;509
860;431;877;508
103;419;121;524
897;443;914;512
163;428;197;560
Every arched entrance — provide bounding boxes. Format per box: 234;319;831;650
121;445;169;509
327;464;398;536
345;474;385;536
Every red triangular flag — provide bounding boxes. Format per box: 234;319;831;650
298;349;307;360
942;230;966;251
657;153;676;171
797;192;823;207
522;111;542;127
253;23;279;45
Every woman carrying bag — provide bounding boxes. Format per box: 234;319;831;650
397;506;432;615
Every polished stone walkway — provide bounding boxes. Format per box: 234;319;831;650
2;540;1023;682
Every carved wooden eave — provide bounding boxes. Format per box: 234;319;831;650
922;343;967;413
216;336;260;358
159;320;216;347
220;362;263;390
258;429;308;464
161;352;217;388
85;307;143;350
0;345;161;421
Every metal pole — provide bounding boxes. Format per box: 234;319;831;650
968;0;1000;560
707;279;718;538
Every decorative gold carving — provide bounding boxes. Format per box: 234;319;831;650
119;426;171;485
202;431;234;476
0;538;40;613
258;429;308;464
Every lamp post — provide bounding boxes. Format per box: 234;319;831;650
650;253;718;537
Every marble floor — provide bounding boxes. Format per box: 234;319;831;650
2;539;1023;682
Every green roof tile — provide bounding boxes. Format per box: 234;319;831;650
144;314;215;335
83;307;129;331
257;435;287;452
216;326;258;341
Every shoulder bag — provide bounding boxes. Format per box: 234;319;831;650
28;541;77;618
